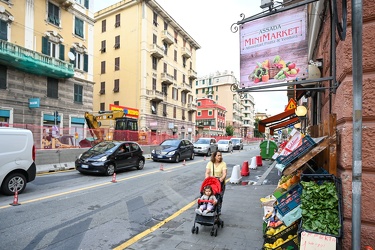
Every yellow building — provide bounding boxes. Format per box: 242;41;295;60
0;0;94;147
94;0;200;138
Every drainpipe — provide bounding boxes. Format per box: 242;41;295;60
351;0;363;249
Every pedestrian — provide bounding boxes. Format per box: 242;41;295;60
195;185;217;215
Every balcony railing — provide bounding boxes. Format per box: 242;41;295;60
160;72;174;85
187;103;197;112
181;47;191;58
161;30;174;45
0;40;74;78
146;89;166;102
188;69;197;79
149;44;164;58
180;82;192;93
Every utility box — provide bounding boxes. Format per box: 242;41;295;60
260;140;278;160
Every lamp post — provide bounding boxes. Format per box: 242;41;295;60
295;106;307;134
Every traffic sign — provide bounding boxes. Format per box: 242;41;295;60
285;98;297;111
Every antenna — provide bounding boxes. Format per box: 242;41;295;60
68;52;75;60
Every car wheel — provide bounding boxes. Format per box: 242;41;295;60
190;152;195;160
174;154;180;163
206;149;211;156
136;159;145;170
106;164;115;176
1;173;26;196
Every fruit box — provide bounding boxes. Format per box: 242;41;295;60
277;206;301;227
275;184;302;216
264;222;298;244
276;135;316;167
263;235;299;250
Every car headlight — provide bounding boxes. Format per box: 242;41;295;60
97;156;107;162
167;150;176;156
151;149;155;154
77;153;82;159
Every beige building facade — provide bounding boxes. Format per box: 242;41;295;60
0;0;94;147
195;70;255;137
94;0;200;138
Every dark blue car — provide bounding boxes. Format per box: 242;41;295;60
151;139;195;163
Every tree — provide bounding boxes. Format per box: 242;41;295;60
253;118;264;138
226;125;234;136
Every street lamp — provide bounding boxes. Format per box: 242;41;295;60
295;106;307;134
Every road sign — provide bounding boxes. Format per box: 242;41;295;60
285;98;297;111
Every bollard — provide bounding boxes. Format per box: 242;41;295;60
241;161;249;176
111;173;117;183
256;155;262;167
10;190;21;206
230;165;242;184
250;157;257;170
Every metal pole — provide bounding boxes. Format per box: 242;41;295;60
351;0;363;248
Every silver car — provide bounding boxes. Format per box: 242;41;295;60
230;138;244;150
217;139;233;152
193;138;218;156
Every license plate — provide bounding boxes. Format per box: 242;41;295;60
158;155;163;158
81;164;88;169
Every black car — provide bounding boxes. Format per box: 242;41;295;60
151;139;194;163
75;141;145;175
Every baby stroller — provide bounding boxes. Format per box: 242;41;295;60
191;177;224;237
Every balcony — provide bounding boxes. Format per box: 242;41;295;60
181;47;191;58
161;30;174;45
187;103;197;112
188;69;197;79
0;40;74;79
146;89;165;102
180;82;192;93
149;44;164;58
55;0;74;7
160;72;174;85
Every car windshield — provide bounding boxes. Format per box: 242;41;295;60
218;140;228;144
161;140;180;147
231;139;240;143
89;142;117;154
195;139;209;144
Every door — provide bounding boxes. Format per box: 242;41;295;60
115;143;132;169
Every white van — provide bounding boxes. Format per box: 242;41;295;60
0;128;36;195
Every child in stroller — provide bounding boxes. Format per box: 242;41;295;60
191;177;224;237
195;185;217;215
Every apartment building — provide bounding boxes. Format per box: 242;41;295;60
0;0;94;144
196;98;226;136
195;70;255;137
94;0;200;137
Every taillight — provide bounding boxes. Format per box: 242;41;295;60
32;145;36;161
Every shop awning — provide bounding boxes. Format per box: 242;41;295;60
258;109;299;135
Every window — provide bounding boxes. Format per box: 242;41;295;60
174;30;178;43
190;62;192;70
114;101;119;105
163;104;167;116
163;63;167;73
202;88;205;93
195;89;198;94
0;20;7;41
100;82;105;94
153;34;157;44
114;35;120;49
174;69;177;81
74;17;84;38
197;111;201;116
164;21;168;30
100;102;105;111
115;57;120;71
188;112;192;122
209;110;213;116
0;65;7;89
100;40;106;53
115;14;120;27
172;87;178;101
75;0;89;8
153;12;158;26
74;84;83;103
174;50;177;61
162;84;168;95
42;36;65;60
47;77;58;99
173;107;176;118
102;20;106;32
48;2;60;26
182;57;186;68
182;110;185;120
152;56;157;70
113;79;119;92
101;61;106;74
151;101;157;114
70;48;88;72
152;78;156;90
181;92;186;104
163;42;168;55
183;74;186;83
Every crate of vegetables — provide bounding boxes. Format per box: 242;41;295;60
275;184;302;216
299;174;343;238
264;222;298;244
263;234;299;250
276;136;316;166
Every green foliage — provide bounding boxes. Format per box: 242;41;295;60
226;125;234;136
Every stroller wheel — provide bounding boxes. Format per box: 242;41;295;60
195;226;199;234
191;226;195;234
214;228;218;237
210;230;214;236
221;221;224;228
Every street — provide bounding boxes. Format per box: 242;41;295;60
0;145;279;250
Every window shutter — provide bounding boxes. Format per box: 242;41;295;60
0;20;7;41
42;37;49;55
84;0;89;9
83;54;88;72
59;44;65;60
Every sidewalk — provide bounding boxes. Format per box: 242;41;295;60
126;160;278;250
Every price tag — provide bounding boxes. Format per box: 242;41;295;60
300;231;336;250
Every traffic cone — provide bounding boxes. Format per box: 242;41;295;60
111;173;117;183
256;155;263;167
160;164;164;171
229;164;242;184
241;161;249;176
10;190;21;206
204;156;206;161
250;156;257;169
183;159;186;165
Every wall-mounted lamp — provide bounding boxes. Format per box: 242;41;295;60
295;105;307;117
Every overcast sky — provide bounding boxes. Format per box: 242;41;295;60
93;0;288;115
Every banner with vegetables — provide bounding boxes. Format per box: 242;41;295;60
239;5;308;89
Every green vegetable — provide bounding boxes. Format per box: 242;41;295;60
273;55;281;63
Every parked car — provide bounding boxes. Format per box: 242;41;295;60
0;128;36;195
75;141;145;176
151;139;194;163
193;138;218;156
230;138;244;150
217;139;233;152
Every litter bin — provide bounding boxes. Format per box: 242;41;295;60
259;140;278;160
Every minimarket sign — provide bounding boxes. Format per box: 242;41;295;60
239;5;308;89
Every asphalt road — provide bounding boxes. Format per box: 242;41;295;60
0;144;279;250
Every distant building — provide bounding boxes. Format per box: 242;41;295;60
94;0;200;137
195;98;226;136
0;0;94;145
195;70;255;137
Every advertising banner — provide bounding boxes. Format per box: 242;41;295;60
240;5;308;89
109;104;139;118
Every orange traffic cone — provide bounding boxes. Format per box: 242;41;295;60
183;159;186;166
111;173;117;183
160;164;164;171
10;189;21;206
